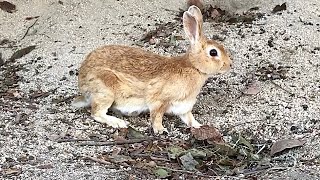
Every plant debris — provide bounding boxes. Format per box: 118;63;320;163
243;81;260;95
25;16;40;20
272;3;287;13
9;45;36;62
176;4;264;24
80;126;276;178
191;125;224;144
270;139;305;156
0;1;16;13
255;62;291;81
186;0;204;11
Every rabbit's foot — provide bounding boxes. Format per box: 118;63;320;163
152;123;168;134
93;115;129;128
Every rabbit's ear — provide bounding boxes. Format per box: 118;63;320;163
188;5;203;28
183;11;201;45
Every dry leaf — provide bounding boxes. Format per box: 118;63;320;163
179;152;199;171
127;126;145;139
187;0;204;11
0;1;16;13
243;82;260;95
1;168;21;176
37;164;54;169
272;3;287;13
191;125;224;144
270;139;305;156
25;16;40;20
0;52;4;66
9;45;36;62
111;147;122;156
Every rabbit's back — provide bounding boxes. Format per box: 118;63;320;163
80;45;193;82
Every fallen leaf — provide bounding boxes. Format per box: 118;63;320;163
168;146;186;159
146;161;157;167
232;134;254;152
0;52;4;67
179;152;199;171
25;16;40;20
272;3;287;13
37;164;53;169
187;0;204;11
0;1;16;13
191;125;224;144
243;82;260;95
207;5;226;19
213;143;237;156
188;148;206;158
1;168;21;176
127;126;145;139
154;168;170;178
9;45;36;62
270;139;305;156
111;147;122;156
109;155;133;163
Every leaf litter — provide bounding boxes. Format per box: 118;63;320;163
270;139;305;156
71;124;303;178
0;1;16;13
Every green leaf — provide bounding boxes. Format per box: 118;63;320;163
154;168;170;178
127;126;145;139
188;148;207;158
214;143;237;156
232;134;254;152
168;146;186;159
179;152;199;171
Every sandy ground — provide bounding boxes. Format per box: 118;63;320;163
0;0;320;179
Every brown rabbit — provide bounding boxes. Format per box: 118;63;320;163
72;5;232;134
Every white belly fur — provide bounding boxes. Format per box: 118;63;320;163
166;100;195;115
112;99;195;116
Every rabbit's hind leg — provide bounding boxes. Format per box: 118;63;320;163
91;90;129;128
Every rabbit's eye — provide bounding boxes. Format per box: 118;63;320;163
209;49;218;57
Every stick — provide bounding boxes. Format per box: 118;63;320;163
131;154;170;162
83;156;112;165
20;18;39;41
79;138;153;146
157;166;228;179
56;138;93;143
269;80;295;96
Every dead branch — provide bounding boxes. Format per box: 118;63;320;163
56;138;92;143
20;18;39;41
78;138;153;146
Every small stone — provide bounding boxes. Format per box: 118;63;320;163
301;104;308;111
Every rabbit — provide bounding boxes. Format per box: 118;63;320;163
72;5;232;134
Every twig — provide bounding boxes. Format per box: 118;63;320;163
131;154;170;162
79;138;153;146
157;166;227;179
256;144;266;154
241;166;287;176
53;95;76;104
269;80;295;96
56;138;93;143
83;156;112;165
20;18;39;41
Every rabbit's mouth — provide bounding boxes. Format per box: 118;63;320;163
219;64;232;74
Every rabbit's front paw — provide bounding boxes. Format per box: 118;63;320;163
190;120;202;128
93;115;129;128
152;123;168;134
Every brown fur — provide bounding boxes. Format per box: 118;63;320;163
73;6;232;133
